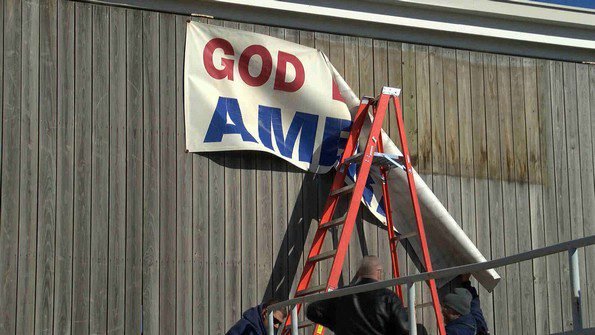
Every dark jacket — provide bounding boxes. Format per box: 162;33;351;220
445;312;477;335
226;303;267;335
461;281;489;335
306;278;409;335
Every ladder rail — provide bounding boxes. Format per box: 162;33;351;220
283;98;372;332
376;132;403;300
392;95;447;335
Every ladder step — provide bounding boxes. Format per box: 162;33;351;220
330;184;355;197
298;321;314;329
320;214;347;229
307;249;337;263
391;231;418;243
343;152;405;171
295;284;327;297
415;301;433;309
342;152;364;166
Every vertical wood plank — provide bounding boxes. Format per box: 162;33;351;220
0;0;21;332
373;38;392;275
315;31;334;288
54;1;75;332
330;32;351;287
253;24;273;304
456;50;475;241
176;14;193;335
108;7;126;334
587;64;595;328
470;51;494;330
90;5;110;334
400;43;417;282
35;0;57;332
429;46;446;202
142;10;160;334
72;3;92;333
125;9;143;335
416;44;431;324
159;13;177;333
484;52;507;334
562;61;581;331
298;30;321;292
457;49;474;330
552;61;571;331
192;20;211;333
270;25;289;302
537;59;563;333
343;34;362;281
17;0;40;333
237;23;257;314
497;54;522;335
387;41;409;283
222;19;243;330
358;37;378;261
443;48;461;225
510;56;536;335
524;57;549;335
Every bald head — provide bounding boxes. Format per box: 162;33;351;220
357;256;383;281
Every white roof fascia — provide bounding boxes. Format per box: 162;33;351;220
213;0;595;50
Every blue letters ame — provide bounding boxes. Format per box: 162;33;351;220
258;106;318;163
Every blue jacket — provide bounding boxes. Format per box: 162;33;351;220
445;312;477;335
461;282;489;334
226;304;267;335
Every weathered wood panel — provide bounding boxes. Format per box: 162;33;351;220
90;6;110;333
35;0;57;332
125;9;143;334
72;3;92;333
2;2;594;334
17;0;40;333
108;7;127;334
159;13;177;333
142;11;161;334
176;14;193;335
54;1;75;333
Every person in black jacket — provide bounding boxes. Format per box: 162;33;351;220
306;255;409;335
226;299;287;335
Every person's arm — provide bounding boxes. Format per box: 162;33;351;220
461;280;489;335
388;295;409;334
306;299;336;330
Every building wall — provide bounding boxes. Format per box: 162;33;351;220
0;0;593;334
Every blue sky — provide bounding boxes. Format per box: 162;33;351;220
529;0;595;10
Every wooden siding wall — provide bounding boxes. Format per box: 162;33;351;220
0;0;593;334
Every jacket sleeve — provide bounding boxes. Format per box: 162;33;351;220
388;295;409;334
306;299;336;330
461;281;489;335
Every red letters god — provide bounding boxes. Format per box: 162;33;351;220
203;38;305;92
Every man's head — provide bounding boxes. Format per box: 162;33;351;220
357;255;383;281
262;299;288;331
442;288;472;322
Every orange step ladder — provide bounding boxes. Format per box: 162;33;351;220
284;87;446;335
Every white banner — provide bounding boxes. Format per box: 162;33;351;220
185;22;352;173
184;22;500;291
